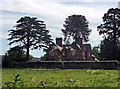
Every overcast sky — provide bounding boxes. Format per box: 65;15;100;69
0;0;119;57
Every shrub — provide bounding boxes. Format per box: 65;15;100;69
5;74;25;88
2;46;34;68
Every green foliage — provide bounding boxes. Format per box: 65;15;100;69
97;8;120;61
2;68;118;87
8;16;52;60
2;47;34;67
97;39;120;61
39;56;44;61
24;61;119;70
117;44;120;59
37;80;46;88
61;14;91;44
5;74;25;88
97;8;120;44
100;39;115;60
92;45;100;59
28;60;119;63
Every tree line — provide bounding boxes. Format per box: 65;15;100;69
2;7;120;67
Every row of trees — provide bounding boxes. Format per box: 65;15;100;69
3;8;120;65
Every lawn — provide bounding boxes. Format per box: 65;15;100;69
2;68;119;87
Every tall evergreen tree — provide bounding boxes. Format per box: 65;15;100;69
100;39;115;60
97;8;120;60
97;8;120;45
8;16;52;60
61;14;91;44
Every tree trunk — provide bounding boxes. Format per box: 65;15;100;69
113;13;117;59
26;36;30;61
26;46;29;61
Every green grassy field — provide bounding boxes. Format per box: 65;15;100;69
2;68;119;87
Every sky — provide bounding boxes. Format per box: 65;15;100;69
0;0;119;58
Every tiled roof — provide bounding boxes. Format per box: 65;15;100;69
56;45;63;51
76;44;82;50
54;42;90;52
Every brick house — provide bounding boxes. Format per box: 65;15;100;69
44;38;95;61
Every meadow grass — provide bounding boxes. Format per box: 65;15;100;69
2;68;118;87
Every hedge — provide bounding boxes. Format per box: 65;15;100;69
10;61;119;69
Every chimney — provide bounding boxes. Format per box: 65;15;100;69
56;38;62;46
76;38;83;45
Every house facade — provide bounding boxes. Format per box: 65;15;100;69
44;38;95;61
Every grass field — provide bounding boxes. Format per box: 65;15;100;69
2;68;119;87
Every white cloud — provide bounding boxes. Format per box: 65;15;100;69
89;26;103;46
49;28;63;37
2;18;17;26
0;33;8;39
1;0;119;3
1;0;119;57
2;1;116;25
0;0;118;44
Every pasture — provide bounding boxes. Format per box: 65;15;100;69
2;68;118;87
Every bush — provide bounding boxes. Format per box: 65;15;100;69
5;74;25;88
2;46;34;68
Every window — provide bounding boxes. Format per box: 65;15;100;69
82;52;85;60
76;57;79;59
72;51;75;56
83;46;85;50
89;52;91;57
82;52;85;56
